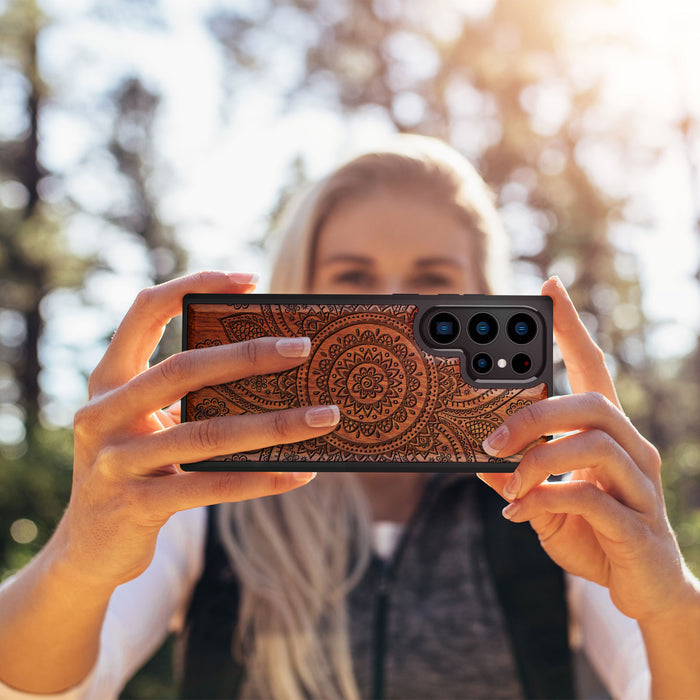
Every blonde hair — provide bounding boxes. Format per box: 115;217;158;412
216;135;510;700
217;475;371;699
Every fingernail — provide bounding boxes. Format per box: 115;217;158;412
549;275;569;296
483;425;509;456
503;471;521;500
502;501;520;520
227;272;259;285
305;405;340;428
293;472;316;483
276;337;311;358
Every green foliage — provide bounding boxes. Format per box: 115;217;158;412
663;440;700;578
119;636;178;700
0;422;73;582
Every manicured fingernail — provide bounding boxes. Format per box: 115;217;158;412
502;501;520;520
276;337;311;358
305;405;340;428
483;425;509;456
227;272;259;285
503;471;521;500
549;275;569;296
293;472;316;483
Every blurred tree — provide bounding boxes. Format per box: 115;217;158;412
1;3;186;696
1;0;187;432
99;75;188;364
106;77;187;287
0;0;84;573
0;0;187;587
0;0;86;421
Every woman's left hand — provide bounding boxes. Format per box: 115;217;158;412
478;276;696;625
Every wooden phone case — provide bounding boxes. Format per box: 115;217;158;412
181;294;552;472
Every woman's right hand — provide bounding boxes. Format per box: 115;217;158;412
55;271;339;590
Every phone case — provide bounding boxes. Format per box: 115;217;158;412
181;294;552;472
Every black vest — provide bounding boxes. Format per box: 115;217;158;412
176;479;574;699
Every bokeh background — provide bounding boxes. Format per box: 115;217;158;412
1;0;700;697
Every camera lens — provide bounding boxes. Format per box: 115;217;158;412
512;353;533;374
468;313;498;344
429;312;459;344
472;353;493;374
507;313;537;344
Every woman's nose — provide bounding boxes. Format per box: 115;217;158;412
376;277;404;295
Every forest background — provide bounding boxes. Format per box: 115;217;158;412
1;0;700;697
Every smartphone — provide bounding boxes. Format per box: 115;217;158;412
181;294;552;472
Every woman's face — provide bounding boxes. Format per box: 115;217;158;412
310;191;481;295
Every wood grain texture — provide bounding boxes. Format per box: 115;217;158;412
185;303;547;465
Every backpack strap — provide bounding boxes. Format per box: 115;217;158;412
477;479;575;699
176;504;245;699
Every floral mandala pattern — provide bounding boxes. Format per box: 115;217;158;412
295;313;438;453
349;364;386;401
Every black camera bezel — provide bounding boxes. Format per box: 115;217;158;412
507;312;538;345
472;352;494;374
468;312;499;345
428;311;461;345
420;300;547;385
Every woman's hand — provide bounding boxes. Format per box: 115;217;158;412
57;271;340;590
477;277;697;625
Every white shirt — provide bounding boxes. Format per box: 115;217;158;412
0;507;650;700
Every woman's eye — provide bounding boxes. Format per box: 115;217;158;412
333;270;375;287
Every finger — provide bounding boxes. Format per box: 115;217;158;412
476;471;511;500
481;392;659;479
90;271;258;394
161;402;181;427
501;480;641;546
148;470;317;516
99;405;340;476
111;336;312;421
499;430;655;513
542;276;621;408
477;470;573;503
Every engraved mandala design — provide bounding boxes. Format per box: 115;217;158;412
349;364;387;401
295;312;438;454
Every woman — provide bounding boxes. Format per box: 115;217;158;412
0;136;698;699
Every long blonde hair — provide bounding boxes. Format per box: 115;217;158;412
216;135;510;700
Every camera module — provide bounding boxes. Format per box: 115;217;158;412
472;353;493;374
507;313;537;344
468;312;498;344
429;311;460;344
512;353;532;374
